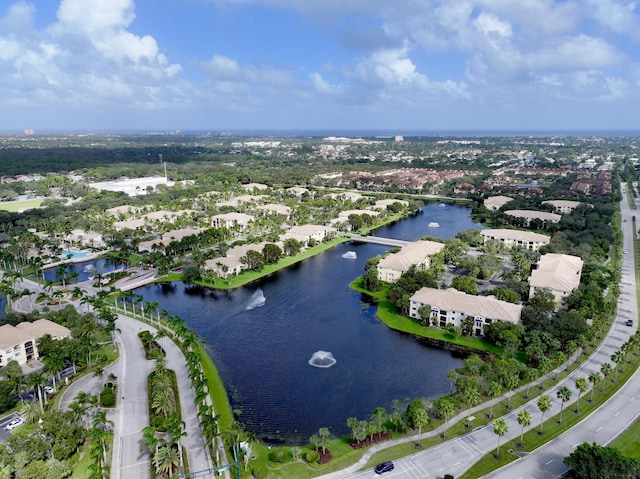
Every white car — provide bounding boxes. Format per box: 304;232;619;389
44;386;54;394
5;418;24;430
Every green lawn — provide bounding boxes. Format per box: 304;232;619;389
0;198;44;211
610;421;640;458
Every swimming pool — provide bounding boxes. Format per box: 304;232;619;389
62;250;89;259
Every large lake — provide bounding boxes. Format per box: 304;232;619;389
134;202;483;443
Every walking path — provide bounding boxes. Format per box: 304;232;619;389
4;266;216;479
318;184;637;479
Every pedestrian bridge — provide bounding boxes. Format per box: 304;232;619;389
345;233;410;248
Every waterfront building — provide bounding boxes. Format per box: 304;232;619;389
409;288;523;337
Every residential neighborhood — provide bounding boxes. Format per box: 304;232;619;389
0;132;637;479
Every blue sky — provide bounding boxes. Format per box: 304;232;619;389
1;0;640;132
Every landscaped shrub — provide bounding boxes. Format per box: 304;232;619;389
100;386;115;407
251;464;268;479
305;450;320;464
268;448;292;463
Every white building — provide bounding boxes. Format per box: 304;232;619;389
409;288;523;337
505;209;562;226
0;319;71;367
483;196;514;211
377;240;444;283
541;200;585;214
528;253;584;304
480;229;551;251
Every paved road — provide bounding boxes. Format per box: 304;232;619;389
321;183;638;479
483;183;640;478
4;266;215;478
111;316;155;479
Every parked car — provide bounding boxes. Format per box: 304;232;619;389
626;319;634;327
375;461;394;474
5;418;24;430
44;386;54;394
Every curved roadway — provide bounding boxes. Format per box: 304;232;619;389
321;183;637;479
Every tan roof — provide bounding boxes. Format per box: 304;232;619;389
411;287;523;323
113;218;146;230
241;183;269;191
326;192;363;201
105;205;141;215
286;224;335;236
541;200;583;209
373;199;409;209
0;324;33;349
205;255;243;270
480;229;551;243
505;210;562;222
215;195;268;207
257;204;291;215
484;196;513;207
529;253;583;292
211;212;255;224
161;228;204;241
378;240;444;271
337;209;380;219
226;242;269;258
16;319;71;339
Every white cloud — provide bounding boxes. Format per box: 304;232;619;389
528;35;624;71
586;0;640;39
309;72;332;93
201;54;295;87
0;0;182;116
355;47;419;85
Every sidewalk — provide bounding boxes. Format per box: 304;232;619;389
316;350;583;479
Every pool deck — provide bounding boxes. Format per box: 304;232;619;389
43;250;105;270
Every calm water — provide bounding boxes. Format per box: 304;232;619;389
43;257;119;283
135;202;483;443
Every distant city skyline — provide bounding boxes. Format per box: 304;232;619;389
1;0;640;132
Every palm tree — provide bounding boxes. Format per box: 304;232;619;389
588;371;602;401
153;443;180;479
493;418;508;458
574;377;589;414
505;373;519;409
20;401;41;423
462;386;480;427
318;427;331;454
600;362;612;387
141;425;162;455
537;395;552;434
556;386;572;424
370;407;387;437
523;367;538;399
165;414;187;473
487;381;502;419
26;372;46;413
611;350;624;381
517;409;531;447
413;408;429;436
437;398;456;439
447;370;458;395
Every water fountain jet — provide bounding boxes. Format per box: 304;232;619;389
308;350;336;368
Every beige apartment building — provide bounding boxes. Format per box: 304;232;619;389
483;195;514;211
409;287;523;337
480;229;551;251
377;240;444;283
541;200;585;214
505;209;562;226
0;319;71;367
528;253;584;304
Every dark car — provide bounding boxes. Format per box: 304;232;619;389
626;319;634;327
375;461;394;474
